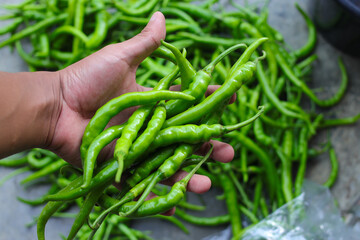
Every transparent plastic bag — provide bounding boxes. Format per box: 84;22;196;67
203;181;360;240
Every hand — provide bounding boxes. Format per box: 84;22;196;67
49;12;234;195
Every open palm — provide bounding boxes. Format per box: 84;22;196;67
48;12;234;194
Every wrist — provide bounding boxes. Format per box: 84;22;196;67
38;71;63;149
0;71;62;157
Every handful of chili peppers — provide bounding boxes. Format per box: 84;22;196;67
1;0;360;240
36;38;266;239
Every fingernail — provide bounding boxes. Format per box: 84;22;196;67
149;12;159;23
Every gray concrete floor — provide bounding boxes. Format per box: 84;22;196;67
0;0;360;239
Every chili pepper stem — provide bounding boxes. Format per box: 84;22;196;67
180;144;213;185
204;43;247;73
224;106;265;132
92;196;130;229
229;37;268;76
120;145;213;217
119;172;161;217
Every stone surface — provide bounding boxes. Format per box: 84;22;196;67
0;0;359;239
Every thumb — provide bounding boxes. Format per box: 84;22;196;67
118;12;166;66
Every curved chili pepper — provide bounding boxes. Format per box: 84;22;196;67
226;131;277;200
86;0;108;49
323;145;339;188
82;125;124;189
167;2;215;21
67;181;109;240
119;144;197;217
112;66;180;184
151;46;176;64
80;90;195;160
164;42;248;117
0;155;28;167
113;0;159;16
161;7;203;35
21;159;67;184
0;13;67;48
319;113;360;128
160;40;196;90
99;147;212;218
175;208;230;226
276;51;348;107
163;52;265;128
0;17;22;35
37;176;83;240
293;3;316;58
126;147;174;187
15;41;58;69
152;215;189;234
72;0;86;55
26;148;55;169
294;127;308;196
169;32;256;48
219;168;242;236
150;106;263;149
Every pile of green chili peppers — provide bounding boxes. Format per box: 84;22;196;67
1;0;360;240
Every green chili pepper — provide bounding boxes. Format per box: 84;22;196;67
0;155;28;167
161;7;203;35
175;208;230;226
252;179;262;215
323;146;339;188
99;146;212;218
161;40;196;91
293;3;317;58
226;131;277;200
253;119;272;146
239;205;259;224
21;159;67;184
126;147;174;187
37;177;83;240
80;90;195;160
67;181;109;240
279;129;293;202
294;127;308;196
256;61;312;126
72;0;86;55
15;41;58;69
169;32;256;48
0;13;67;48
150;106;264;149
164;43;247;117
163;50;265;128
50;26;89;45
151;46;176;64
113;0;159;16
119;144;197;217
319;114;360;128
112;66;180;184
177;201;206;211
82;125;124;189
17;183;59;206
0;166;31;187
219;172;242;235
113;105;154;183
276;50;348;107
167;2;215;21
86;0;108;49
0;17;23;35
151;215;189;234
240;21;278;89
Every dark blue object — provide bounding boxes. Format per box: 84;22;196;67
310;0;360;57
338;0;360;18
